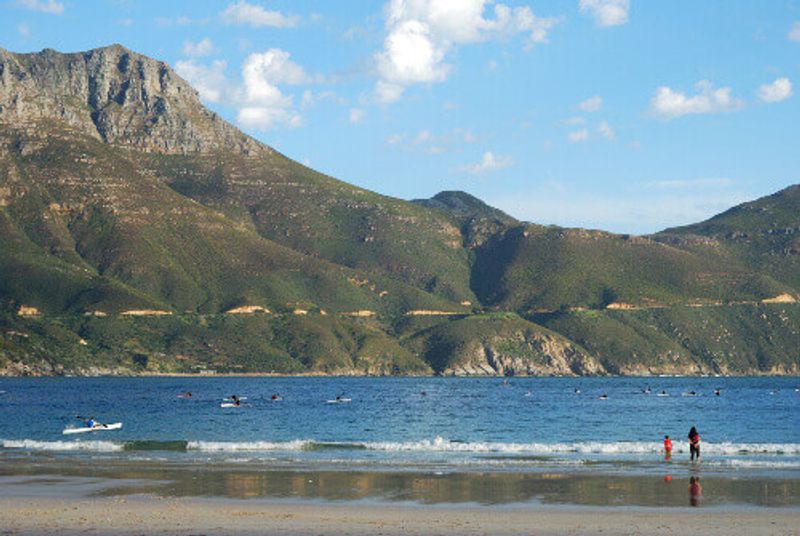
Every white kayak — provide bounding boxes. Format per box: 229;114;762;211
326;398;352;404
63;423;122;435
220;402;244;408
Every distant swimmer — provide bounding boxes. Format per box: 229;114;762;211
421;391;427;397
688;426;701;462
177;391;192;398
714;388;721;396
574;388;581;394
682;391;698;397
271;393;281;401
642;386;651;394
524;390;533;397
658;390;669;397
598;394;609;400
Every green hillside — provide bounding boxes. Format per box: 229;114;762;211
1;45;798;377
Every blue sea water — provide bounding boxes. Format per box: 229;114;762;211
1;376;798;475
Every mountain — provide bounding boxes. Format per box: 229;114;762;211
1;45;797;376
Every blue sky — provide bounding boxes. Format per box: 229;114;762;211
2;0;799;233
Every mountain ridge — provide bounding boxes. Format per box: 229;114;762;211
1;45;797;377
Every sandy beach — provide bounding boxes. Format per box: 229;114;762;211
1;496;798;535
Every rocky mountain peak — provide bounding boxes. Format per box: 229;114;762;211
0;45;263;155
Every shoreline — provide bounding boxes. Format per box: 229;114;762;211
1;495;798;536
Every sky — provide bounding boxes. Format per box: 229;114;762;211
2;0;799;234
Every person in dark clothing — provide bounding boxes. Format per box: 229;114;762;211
688;426;701;462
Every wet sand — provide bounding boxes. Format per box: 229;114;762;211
1;458;799;535
1;495;799;535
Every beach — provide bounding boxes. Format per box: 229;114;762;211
2;495;799;536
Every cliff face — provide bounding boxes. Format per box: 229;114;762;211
0;45;261;154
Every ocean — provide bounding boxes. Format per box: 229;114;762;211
1;376;798;476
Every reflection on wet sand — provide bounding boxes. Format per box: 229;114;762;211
1;459;799;508
689;476;702;507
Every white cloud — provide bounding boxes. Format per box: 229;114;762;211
374;0;558;102
176;49;312;131
487;59;498;71
414;130;432;144
578;95;602;112
119;18;134;27
579;0;629;27
597;121;614;140
649;80;743;119
236;49;308;129
387;128;478;153
16;0;63;15
568;129;589;142
175;59;230;103
221;1;299;28
300;90;314;108
461;151;514;174
563;116;586;126
789;22;800;41
155;15;209;26
183;38;215;58
757;77;792;103
17;23;29;37
349;108;366;124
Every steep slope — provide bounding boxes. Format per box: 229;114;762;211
656;185;800;290
0;45;474;307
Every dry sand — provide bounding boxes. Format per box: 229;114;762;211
1;496;798;536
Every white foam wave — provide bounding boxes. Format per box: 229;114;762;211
185;438;800;456
0;439;123;452
4;438;799;457
187;440;313;452
708;459;800;469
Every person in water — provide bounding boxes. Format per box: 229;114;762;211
689;476;702;507
688;426;701;462
663;435;673;460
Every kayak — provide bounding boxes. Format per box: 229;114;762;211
326;398;351;404
63;423;122;435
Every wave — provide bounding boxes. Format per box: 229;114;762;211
0;439;123;452
4;437;800;456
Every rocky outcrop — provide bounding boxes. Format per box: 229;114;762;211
441;332;604;376
414;318;606;376
0;45;263;155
